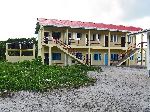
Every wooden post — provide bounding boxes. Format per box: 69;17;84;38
108;31;111;66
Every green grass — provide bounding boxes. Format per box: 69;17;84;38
0;58;101;92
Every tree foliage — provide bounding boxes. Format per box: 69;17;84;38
0;38;38;61
0;41;6;61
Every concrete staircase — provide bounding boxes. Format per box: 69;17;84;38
56;40;87;65
113;48;140;66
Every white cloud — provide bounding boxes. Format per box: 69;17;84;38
122;16;150;29
0;0;150;41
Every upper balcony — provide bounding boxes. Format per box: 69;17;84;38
41;30;136;49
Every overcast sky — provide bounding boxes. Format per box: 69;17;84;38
0;0;150;41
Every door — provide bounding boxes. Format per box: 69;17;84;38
121;37;125;47
122;54;126;65
105;35;108;47
86;34;89;46
52;32;61;43
104;53;108;65
44;53;49;65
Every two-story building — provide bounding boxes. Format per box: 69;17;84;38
35;18;142;66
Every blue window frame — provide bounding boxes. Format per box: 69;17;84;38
76;53;82;60
94;53;101;61
111;54;118;61
130;55;134;60
52;53;61;60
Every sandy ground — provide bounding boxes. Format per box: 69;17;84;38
0;66;150;112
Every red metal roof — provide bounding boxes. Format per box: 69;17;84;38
37;18;142;32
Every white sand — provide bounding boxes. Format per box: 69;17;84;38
0;66;150;112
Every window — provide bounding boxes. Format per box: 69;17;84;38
68;33;72;45
8;51;20;56
94;53;101;61
97;34;101;41
130;55;134;60
111;35;113;42
92;34;96;41
76;52;82;60
114;35;117;42
110;35;118;42
52;32;61;39
68;33;72;38
111;54;118;61
52;53;61;60
128;36;134;43
22;51;33;56
44;32;49;44
77;33;82;39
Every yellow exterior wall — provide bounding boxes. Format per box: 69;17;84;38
91;49;107;65
38;26;138;66
6;43;35;63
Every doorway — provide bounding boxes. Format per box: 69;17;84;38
105;35;108;47
121;37;125;47
86;34;89;46
104;53;108;65
52;32;61;43
44;53;49;65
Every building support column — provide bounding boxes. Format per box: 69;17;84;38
6;43;8;60
128;58;130;66
145;50;147;67
147;32;150;76
48;31;52;44
141;34;143;66
125;33;128;48
88;30;91;66
125;33;129;66
108;31;111;66
38;28;43;57
41;47;44;64
49;46;52;65
65;29;69;66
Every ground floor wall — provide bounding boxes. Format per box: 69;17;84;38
40;46;138;66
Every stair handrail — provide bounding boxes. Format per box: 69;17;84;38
117;41;147;61
116;43;136;62
55;39;87;64
113;41;147;65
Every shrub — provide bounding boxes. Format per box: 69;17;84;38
0;58;101;92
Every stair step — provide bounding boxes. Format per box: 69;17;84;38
114;48;140;66
56;44;86;65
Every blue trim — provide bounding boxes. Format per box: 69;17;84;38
130;55;134;60
52;53;61;60
104;54;108;65
76;53;82;60
94;53;101;61
111;54;118;61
